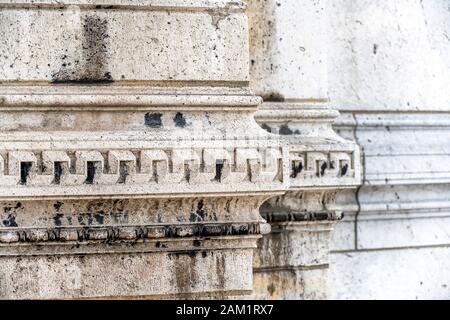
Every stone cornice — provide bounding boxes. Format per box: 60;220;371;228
256;102;362;191
0;221;269;244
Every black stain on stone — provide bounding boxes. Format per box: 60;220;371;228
169;251;197;259
279;124;293;135
267;283;276;296
278;125;300;135
189;200;206;222
94;213;104;225
85;213;95;225
51;15;113;84
53;213;64;226
53;201;63;211
279;124;297;135
261;123;272;133
263;211;337;223
77;215;85;226
215;255;226;288
51;75;112;84
1;202;22;227
320;162;328;176
2;214;18;227
373;43;378;55
193;240;201;247
262;92;285;102
95;5;114;9
329;161;335;170
155;241;167;248
144;113;163;128
232;224;249;235
173;112;187;128
196;200;206;219
290;161;303;178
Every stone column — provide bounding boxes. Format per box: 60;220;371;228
249;0;361;299
0;0;288;299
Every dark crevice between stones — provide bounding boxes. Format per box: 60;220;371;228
85;161;98;184
20;162;33;185
214;160;224;182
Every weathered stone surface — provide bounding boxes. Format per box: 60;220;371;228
0;0;249;83
3;0;448;300
0;248;255;299
328;0;450;299
328;0;450;112
250;0;361;300
0;0;283;299
254;267;328;300
248;0;328;101
330;247;450;300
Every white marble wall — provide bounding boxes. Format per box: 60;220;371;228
328;0;450;299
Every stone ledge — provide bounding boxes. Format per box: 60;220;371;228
0;86;260;110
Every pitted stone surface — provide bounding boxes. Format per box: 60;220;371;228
250;0;361;301
0;0;249;83
0;0;284;299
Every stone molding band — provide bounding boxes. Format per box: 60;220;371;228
261;211;343;223
0;86;260;110
0;147;287;198
0;221;270;244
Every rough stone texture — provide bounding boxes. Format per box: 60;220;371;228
3;0;447;300
330;247;450;300
328;0;450;299
250;0;361;300
250;0;450;300
328;0;450;111
0;248;255;299
248;0;328;101
0;0;283;299
1;0;249;82
254;267;328;300
253;222;332;300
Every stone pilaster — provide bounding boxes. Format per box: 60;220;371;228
249;0;361;299
0;0;288;299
